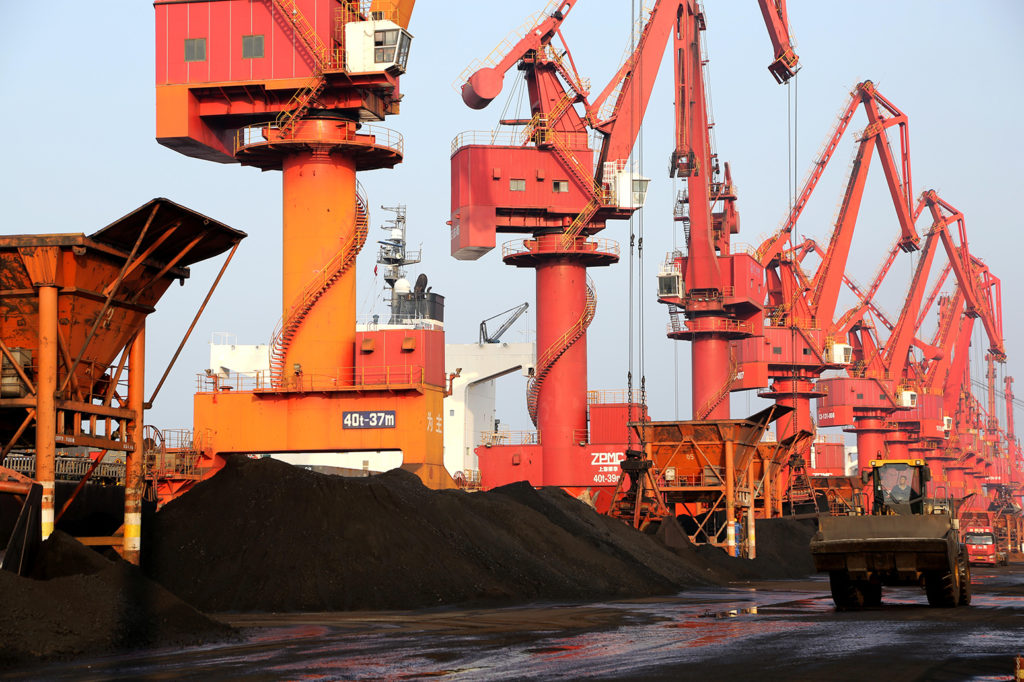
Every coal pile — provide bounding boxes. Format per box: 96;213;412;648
655;516;817;582
0;531;233;668
145;456;725;612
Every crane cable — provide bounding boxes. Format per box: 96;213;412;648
787;69;800;447
626;0;638;455
637;2;647;434
622;0;630;454
625;0;648;458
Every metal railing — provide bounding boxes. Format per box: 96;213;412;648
479;430;540;446
3;453;126;483
501;237;620;259
664;316;753;336
355;313;443;330
451;2;561;92
587;389;643;405
455;469;482;490
660;464;729;489
450;130;524;155
236;121;404;157
197;365;428;394
813;434;845;444
146;447;200;481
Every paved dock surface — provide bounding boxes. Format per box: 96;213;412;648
4;565;1023;681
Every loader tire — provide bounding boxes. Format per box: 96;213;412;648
829;571;865;610
957;556;972;606
925;569;958;607
860;580;882;607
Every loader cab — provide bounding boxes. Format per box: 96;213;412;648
865;459;929;515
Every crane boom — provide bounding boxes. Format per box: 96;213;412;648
460;1;578;110
480;303;530;344
922;191;1005;360
757;0;800;83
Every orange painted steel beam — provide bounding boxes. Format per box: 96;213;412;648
148;242;240;408
60;203;159;396
124;327;145;565
0;337;36;396
36;285;58;540
76;537;125;547
54;450;106;525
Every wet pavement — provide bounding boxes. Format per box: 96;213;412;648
5;568;1023;681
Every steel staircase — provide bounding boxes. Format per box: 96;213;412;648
270;0;333;66
695;352;739;419
269;187;369;387
275;75;328;138
268;0;333;138
527;277;597;425
535;123;606;250
667;307;683;333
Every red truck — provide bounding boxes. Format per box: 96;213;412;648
963;526;1009;566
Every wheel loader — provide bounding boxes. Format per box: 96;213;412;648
810;459;971;609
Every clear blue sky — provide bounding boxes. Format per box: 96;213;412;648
1;1;1022;436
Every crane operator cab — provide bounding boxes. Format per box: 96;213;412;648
864;459;930;515
345;20;413;75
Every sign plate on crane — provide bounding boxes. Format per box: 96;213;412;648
342;410;397;429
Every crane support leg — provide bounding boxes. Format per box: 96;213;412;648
692;332;731;420
281;148;359;383
125;326;145;565
536;258;589;485
36;285;58;541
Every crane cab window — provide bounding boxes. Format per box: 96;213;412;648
510;179;526;192
375;29;399;63
184;38;206;62
242;35;264;59
553;180;569;193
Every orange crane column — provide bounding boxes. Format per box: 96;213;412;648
854;417;890;471
281;142;358;382
765;377;818;443
36;285;58;540
692;334;731;420
535;257;588;485
125;326;145;565
746;457;756;558
725;439;736;555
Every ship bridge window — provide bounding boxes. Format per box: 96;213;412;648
185;38;207;62
375;29;399;63
242;34;264;59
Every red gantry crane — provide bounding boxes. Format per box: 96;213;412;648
154;1;459;494
714;82;922;462
656;0;798;422
451;0;798;506
818;190;1004;482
